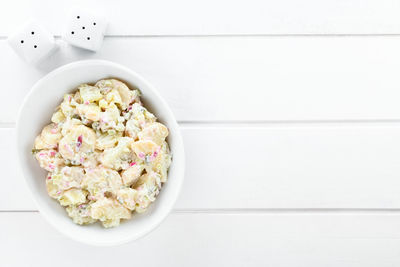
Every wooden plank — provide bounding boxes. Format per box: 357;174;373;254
0;128;32;210
180;124;400;209
4;124;400;211
4;36;400;123
2;0;400;36
2;212;400;266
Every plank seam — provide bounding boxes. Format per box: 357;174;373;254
4;120;400;129
3;34;400;40
178;120;400;127
3;208;400;214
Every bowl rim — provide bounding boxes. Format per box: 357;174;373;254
16;59;185;246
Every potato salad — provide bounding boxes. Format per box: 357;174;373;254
32;79;171;228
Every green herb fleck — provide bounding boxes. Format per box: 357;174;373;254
31;148;42;154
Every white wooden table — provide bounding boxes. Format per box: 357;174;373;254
3;0;400;266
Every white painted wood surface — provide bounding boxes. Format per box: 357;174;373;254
4;37;400;123
2;0;400;36
4;125;400;210
2;0;400;266
2;212;400;267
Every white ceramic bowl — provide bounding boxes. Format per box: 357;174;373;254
16;60;185;246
